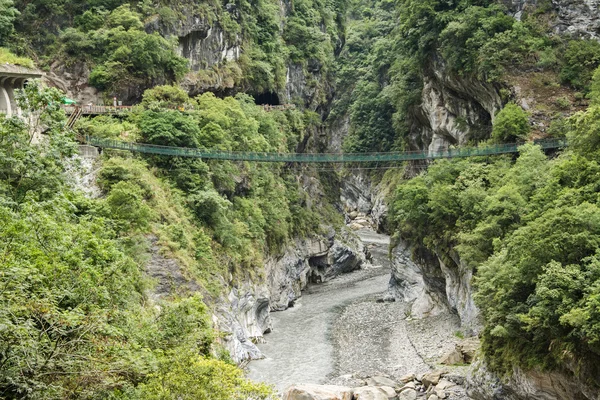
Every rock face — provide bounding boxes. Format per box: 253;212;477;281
388;240;448;319
467;360;600;400
217;227;368;363
388;236;480;333
554;0;600;38
411;57;502;156
501;0;600;38
340;172;389;232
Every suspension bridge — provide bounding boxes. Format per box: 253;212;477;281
83;136;567;163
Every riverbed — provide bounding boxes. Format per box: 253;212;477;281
247;228;463;393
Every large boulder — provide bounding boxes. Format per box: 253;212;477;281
365;376;400;389
421;370;447;388
456;336;479;363
283;384;353;400
439;348;464;365
353;386;390;400
397;388;417;400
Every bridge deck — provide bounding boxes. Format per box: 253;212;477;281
84;136;567;163
62;104;295;116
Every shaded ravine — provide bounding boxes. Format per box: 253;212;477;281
246;229;393;392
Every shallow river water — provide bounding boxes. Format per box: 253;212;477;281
247;229;392;392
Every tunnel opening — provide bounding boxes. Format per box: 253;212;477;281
253;92;281;106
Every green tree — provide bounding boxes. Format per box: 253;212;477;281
137;355;273;399
492;103;530;142
142;85;190;109
560;39;600;90
0;0;18;44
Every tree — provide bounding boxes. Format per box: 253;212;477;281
560;39;600;90
492;103;530;143
142;85;190;109
588;66;600;105
0;0;18;44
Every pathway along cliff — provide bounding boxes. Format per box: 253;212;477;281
247;229;470;398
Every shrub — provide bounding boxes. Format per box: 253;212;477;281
555;96;571;110
0;47;33;68
560;39;600;90
492;103;530;142
137;355;274;399
142;85;190;109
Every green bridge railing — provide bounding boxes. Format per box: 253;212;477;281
84;136;567;163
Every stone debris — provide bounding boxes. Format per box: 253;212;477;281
398;388;417;400
439;337;480;366
377;386;397;398
421;370;448;388
365;376;400;389
353;386;390;400
456;337;479;363
283;370;471;400
283;384;353;400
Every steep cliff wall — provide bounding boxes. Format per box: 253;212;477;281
215;227;368;363
412;57;503;155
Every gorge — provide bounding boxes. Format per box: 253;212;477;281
2;0;600;399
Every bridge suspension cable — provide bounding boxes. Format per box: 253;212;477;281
83;136;567;163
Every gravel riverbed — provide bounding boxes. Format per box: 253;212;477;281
247;229;469;397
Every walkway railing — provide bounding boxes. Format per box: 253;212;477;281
63;105;134;115
63;104;295;116
83;136;567;163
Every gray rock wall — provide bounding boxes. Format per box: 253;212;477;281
467;360;600;400
216;227;368;363
340;172;389;232
411;57;502;156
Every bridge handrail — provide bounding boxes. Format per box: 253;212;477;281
83;136;567;163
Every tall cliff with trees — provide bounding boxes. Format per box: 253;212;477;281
2;0;600;398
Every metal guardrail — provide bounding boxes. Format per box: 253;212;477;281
62;105;133;115
63;104;295;115
83;136;567;163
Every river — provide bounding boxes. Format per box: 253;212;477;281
246;229;393;392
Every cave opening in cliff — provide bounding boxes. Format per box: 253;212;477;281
253;92;281;106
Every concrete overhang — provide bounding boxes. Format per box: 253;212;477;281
0;64;44;80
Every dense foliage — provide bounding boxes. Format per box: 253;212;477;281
391;81;600;383
0;82;343;398
333;0;600;155
4;0;346;104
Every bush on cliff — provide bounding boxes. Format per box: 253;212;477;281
491;103;530;143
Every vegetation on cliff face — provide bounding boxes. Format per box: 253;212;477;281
362;0;600;390
391;69;600;391
3;0;600;395
5;0;346;102
0;81;340;398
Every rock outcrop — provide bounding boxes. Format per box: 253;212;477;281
467;360;600;400
218;227;368;363
502;0;600;38
388;240;449;320
341;172;389;232
411;56;502;156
